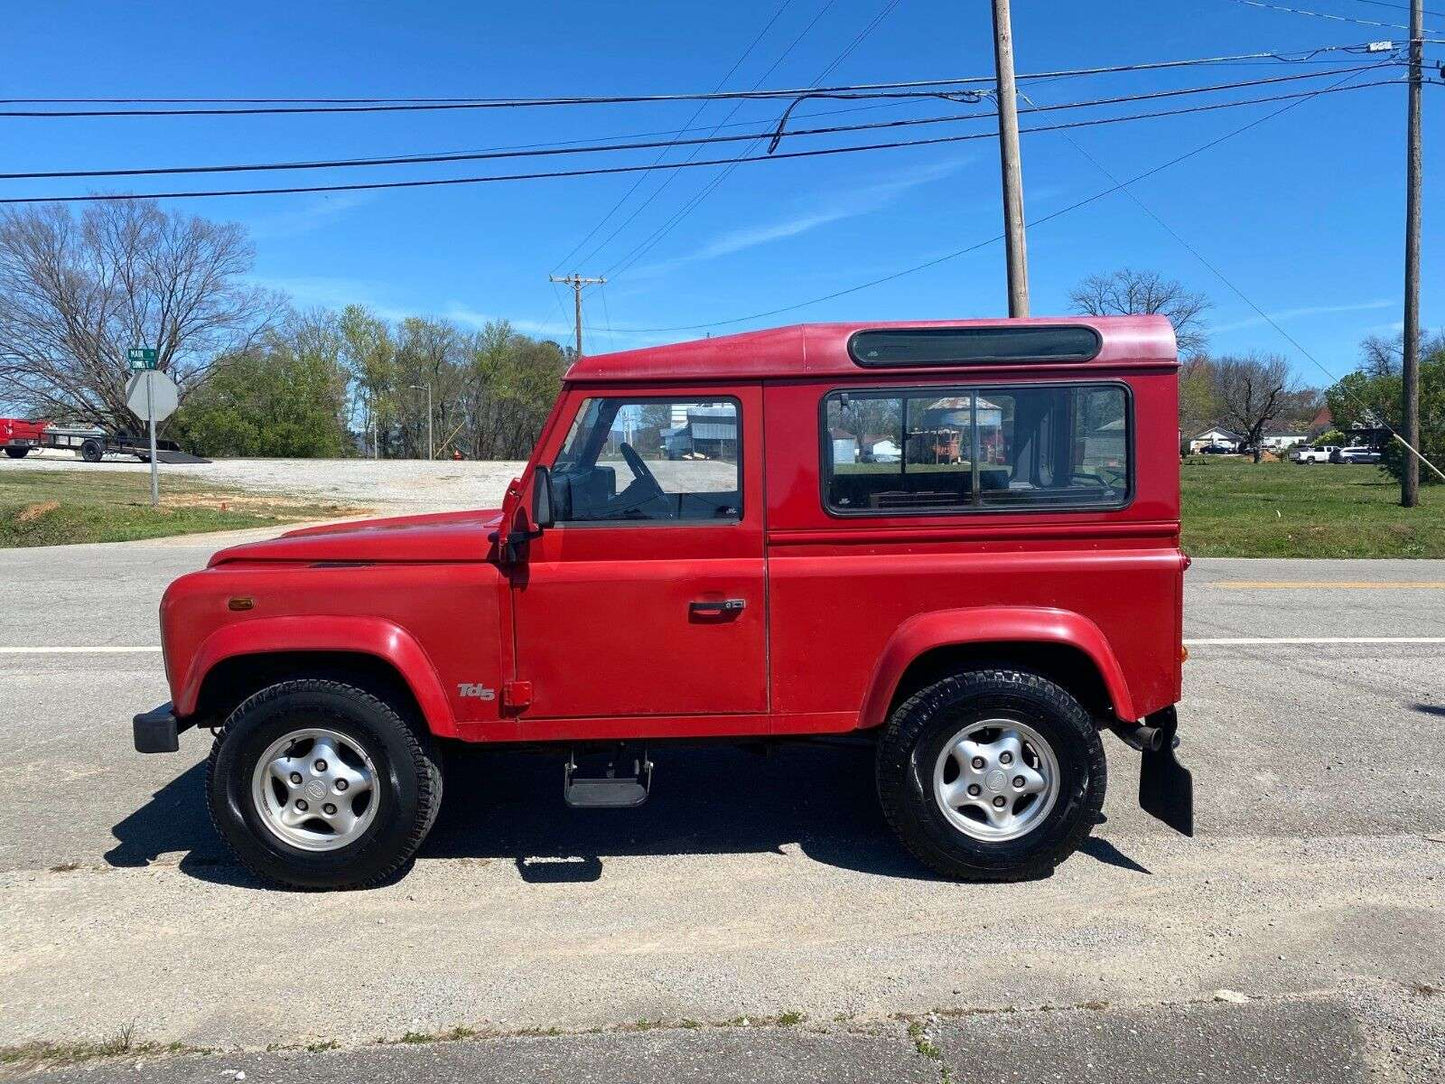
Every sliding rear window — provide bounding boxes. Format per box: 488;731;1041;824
848;326;1101;368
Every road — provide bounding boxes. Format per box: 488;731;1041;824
1;531;1443;1081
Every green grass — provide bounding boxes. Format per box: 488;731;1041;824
1181;457;1445;557
0;469;362;548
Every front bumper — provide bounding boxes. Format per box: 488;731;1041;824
132;702;194;753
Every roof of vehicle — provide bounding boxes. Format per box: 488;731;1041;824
566;315;1177;384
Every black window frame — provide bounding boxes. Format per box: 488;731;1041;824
817;380;1135;518
547;393;746;528
847;325;1102;368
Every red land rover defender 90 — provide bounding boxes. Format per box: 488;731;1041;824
134;317;1192;889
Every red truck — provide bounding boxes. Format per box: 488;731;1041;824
1;417;47;458
1;417;188;462
133;317;1192;889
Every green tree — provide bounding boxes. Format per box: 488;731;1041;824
175;312;350;457
1325;332;1445;487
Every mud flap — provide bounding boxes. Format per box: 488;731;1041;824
1139;706;1194;837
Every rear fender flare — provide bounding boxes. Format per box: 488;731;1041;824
175;615;457;737
858;606;1137;729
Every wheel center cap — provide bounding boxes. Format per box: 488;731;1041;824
985;769;1008;794
304;778;328;802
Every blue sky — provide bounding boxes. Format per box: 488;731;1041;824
4;0;1440;386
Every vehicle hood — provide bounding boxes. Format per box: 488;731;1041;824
208;508;503;566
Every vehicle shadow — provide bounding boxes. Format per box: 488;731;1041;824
103;761;254;886
106;742;1149;889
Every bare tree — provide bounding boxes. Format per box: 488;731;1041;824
1069;268;1210;357
0;199;282;429
1212;353;1292;462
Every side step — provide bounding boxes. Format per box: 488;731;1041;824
564;744;653;809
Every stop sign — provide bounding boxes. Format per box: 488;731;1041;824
125;370;179;422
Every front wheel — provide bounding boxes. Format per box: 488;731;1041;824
876;669;1106;881
207;679;443;889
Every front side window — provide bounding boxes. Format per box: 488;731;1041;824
551;397;741;523
823;384;1129;514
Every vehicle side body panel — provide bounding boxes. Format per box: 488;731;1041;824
162;560;506;738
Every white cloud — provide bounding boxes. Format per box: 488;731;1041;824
241;192;375;240
628;157;973;278
1212;299;1394;335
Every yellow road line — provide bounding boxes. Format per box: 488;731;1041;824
1213;581;1445;590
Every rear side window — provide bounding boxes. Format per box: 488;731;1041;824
822;384;1129;514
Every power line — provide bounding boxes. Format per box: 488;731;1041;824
570;0;844;272
0;42;1400;119
6;61;1395;183
595;27;1383;282
602;75;1396;281
1347;0;1444;17
615;72;1392;334
1224;0;1441;33
1019;79;1444;481
599;0;906;279
549;0;795;275
1;80;1392;206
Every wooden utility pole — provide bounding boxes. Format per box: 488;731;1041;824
1402;0;1423;506
990;0;1029;317
549;273;606;357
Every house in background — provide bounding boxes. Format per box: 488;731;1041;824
1260;431;1308;451
658;404;739;460
1189;426;1243;452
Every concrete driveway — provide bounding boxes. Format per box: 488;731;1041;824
1;533;1442;1081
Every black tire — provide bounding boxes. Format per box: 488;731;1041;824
876;669;1106;881
206;679;443;890
4;447;29;459
80;440;103;463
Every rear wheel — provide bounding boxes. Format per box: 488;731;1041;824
876;669;1106;880
4;447;29;459
80;440;103;463
207;679;443;890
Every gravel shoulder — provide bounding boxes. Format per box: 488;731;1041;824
9;450;525;514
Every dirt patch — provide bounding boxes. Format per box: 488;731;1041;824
16;500;59;523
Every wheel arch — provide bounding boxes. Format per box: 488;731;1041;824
858;607;1137;730
177;616;458;737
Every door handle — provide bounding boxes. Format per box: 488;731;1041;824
689;598;746;615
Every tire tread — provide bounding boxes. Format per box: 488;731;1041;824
876;668;1106;881
206;677;442;890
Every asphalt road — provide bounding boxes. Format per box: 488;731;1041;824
1;532;1443;1081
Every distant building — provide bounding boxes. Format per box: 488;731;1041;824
1260;431;1307;451
1189;426;1243;452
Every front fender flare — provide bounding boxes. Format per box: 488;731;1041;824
857;606;1137;730
175;615;457;737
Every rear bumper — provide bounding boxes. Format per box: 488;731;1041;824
132;702;194;753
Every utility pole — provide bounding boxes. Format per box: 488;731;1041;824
1402;0;1423;507
410;383;433;460
990;0;1029;318
549;273;606;357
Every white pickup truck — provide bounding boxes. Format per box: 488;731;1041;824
1291;445;1338;464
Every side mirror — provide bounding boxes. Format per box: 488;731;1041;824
532;465;555;530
